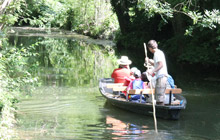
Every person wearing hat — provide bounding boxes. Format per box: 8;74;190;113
145;40;168;105
127;70;147;90
123;67;138;86
111;56;132;83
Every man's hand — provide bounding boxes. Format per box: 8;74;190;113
145;57;154;66
148;70;154;76
145;57;149;63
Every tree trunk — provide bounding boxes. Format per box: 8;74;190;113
110;0;131;35
171;13;187;55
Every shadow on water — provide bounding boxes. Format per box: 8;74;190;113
8;27;220;140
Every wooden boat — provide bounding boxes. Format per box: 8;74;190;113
99;78;187;120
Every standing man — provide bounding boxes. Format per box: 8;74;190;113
146;40;168;105
111;56;132;83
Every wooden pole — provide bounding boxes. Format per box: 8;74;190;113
144;43;158;133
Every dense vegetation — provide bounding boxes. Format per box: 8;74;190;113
0;1;39;139
0;38;39;139
12;0;119;39
110;0;220;72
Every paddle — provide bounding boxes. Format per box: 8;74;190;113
144;43;158;133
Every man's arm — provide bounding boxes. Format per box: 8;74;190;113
149;61;163;75
145;57;154;66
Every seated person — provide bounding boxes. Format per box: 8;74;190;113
122;67;138;97
141;71;149;82
111;56;132;83
123;67;138;86
127;70;146;101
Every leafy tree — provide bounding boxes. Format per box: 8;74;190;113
0;0;24;30
110;0;220;67
14;0;119;39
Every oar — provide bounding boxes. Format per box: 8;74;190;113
144;43;158;133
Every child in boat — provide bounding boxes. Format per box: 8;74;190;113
122;67;138;97
123;67;138;86
127;70;147;101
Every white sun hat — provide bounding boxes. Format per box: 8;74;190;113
134;70;141;77
117;56;132;65
130;67;138;73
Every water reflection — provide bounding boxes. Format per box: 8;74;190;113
36;38;117;87
8;32;117;87
106;115;149;139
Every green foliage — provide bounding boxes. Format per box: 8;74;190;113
82;14;119;39
70;0;119;39
0;36;40;139
16;0;66;27
137;0;220;35
0;0;25;28
110;0;220;67
139;0;173;21
164;26;220;65
185;9;220;36
14;0;119;39
1;44;39;90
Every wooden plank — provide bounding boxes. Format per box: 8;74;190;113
128;89;154;94
165;88;182;94
107;82;148;89
113;86;127;91
129;88;182;94
106;83;123;88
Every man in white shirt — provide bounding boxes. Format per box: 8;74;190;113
146;40;168;105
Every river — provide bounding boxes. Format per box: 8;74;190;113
8;27;220;140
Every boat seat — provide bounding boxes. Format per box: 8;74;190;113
106;84;127;96
128;88;182;105
106;83;182;105
128;88;182;94
112;86;127;91
106;82;148;89
108;85;182;94
106;83;124;88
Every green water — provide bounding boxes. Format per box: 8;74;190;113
8;27;220;140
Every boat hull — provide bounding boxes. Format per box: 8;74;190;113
99;78;187;120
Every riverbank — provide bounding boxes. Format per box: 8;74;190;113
8;27;116;47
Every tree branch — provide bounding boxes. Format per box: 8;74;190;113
0;0;13;14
